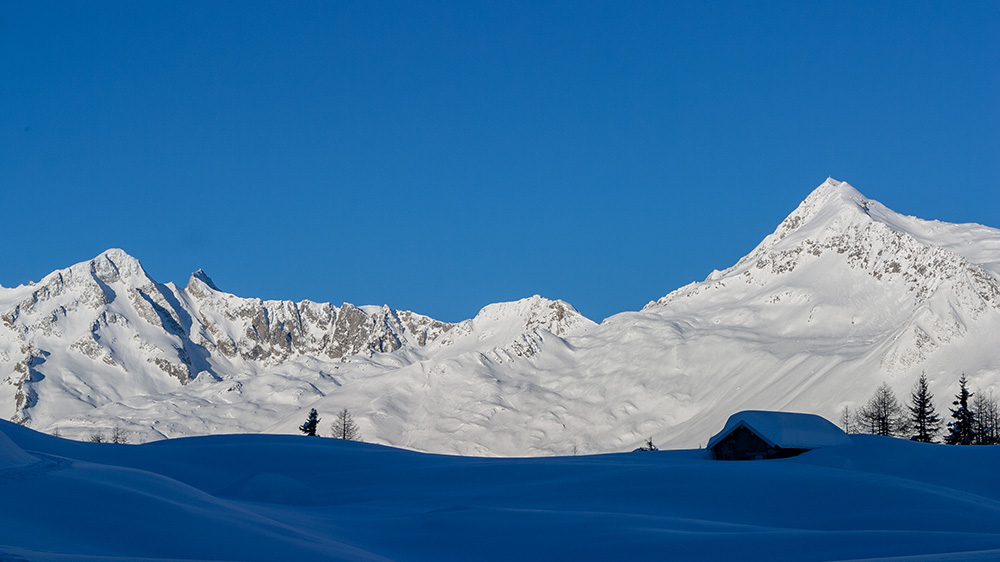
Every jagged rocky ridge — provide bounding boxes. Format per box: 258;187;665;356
1;178;999;455
0;251;458;425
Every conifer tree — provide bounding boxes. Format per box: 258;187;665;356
908;373;941;442
945;374;976;445
330;408;361;441
299;408;320;436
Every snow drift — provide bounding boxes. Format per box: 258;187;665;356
2;420;1000;561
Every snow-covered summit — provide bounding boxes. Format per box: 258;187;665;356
742;178;1000;274
760;177;873;248
468;295;595;337
649;178;1000;313
427;295;595;362
50;247;155;290
187;269;220;292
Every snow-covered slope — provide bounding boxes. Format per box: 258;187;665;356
3;420;1000;561
2;179;999;455
629;178;1000;447
0;252;595;450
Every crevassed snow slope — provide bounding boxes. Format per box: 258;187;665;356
2;420;1000;562
2;178;999;455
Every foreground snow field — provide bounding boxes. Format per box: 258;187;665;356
2;420;999;562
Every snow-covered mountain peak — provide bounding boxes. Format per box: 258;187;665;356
758;178;877;251
1;249;158;320
188;269;220;292
470;295;596;337
647;179;1000;330
82;248;151;287
27;248;148;291
185;269;222;300
804;177;864;208
428;295;595;360
754;180;1000;283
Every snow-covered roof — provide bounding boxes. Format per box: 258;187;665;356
707;410;851;451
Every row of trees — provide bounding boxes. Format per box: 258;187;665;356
88;424;130;444
841;373;1000;445
299;408;362;441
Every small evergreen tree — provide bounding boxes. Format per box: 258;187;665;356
945;374;976;445
299;408;321;437
857;382;909;437
330;408;361;441
633;437;658;452
908;373;941;442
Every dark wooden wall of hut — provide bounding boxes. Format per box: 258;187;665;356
711;425;807;460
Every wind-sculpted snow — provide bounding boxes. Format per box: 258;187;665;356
0;428;35;470
2;420;1000;561
2;179;1000;455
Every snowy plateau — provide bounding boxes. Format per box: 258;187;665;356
3;177;1000;561
2;178;1000;455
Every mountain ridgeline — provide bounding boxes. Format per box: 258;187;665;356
2;179;999;455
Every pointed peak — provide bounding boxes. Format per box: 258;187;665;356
94;248;143;267
763;178;874;244
188;269;220;291
821;176;842;188
84;248;149;285
802;177;866;209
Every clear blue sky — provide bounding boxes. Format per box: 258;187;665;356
3;1;998;322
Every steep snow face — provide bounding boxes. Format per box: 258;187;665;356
2;179;999;456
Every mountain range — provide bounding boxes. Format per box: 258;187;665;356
3;178;999;455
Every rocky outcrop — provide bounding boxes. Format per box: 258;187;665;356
184;273;455;363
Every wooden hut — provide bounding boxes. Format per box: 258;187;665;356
707;410;851;460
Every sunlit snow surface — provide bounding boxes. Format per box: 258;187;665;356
3;178;1000;456
2;420;1000;562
